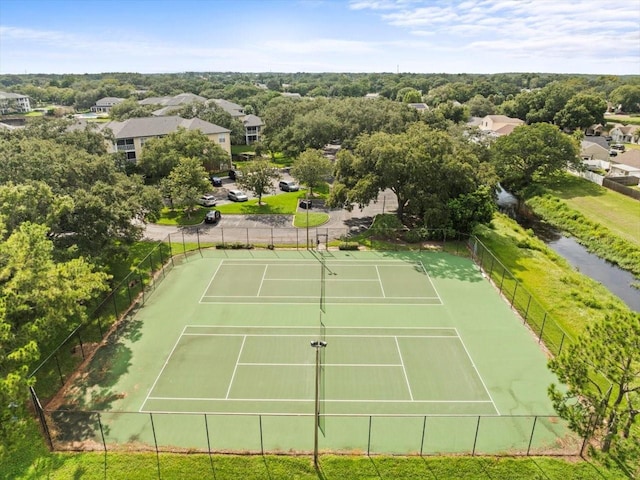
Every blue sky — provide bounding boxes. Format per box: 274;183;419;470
1;0;639;75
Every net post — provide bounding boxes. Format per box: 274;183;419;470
259;414;264;455
149;413;161;479
420;416;427;456
204;414;215;475
367;415;372;456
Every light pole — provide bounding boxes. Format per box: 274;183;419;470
306;191;310;250
310;340;327;468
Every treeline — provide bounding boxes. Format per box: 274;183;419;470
1;71;638;115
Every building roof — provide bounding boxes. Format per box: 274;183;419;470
95;97;125;106
211;99;244;116
0;91;28;100
614;150;640;169
138;93;206;107
582;137;610;150
242;114;264;128
104;116;230;139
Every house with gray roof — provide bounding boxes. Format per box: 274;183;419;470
0;91;31;114
91;97;125;113
102;116;231;162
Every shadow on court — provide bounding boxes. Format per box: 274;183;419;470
374;250;484;283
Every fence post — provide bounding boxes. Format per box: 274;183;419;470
246;228;249;246
510;281;519;307
523;295;532;324
221;227;225;247
204;414;214;475
76;331;85;359
182;230;186;257
367;416;372;456
499;269;506;293
558;333;566;355
140;273;145;305
54;354;64;387
197;228;202;256
112;292;119;320
271;228;274;247
526;416;538;456
149;413;161;479
472;416;481;456
259;415;264;455
539;313;547;343
420;416;427;456
167;234;174;267
488;256;495;278
29;387;53;450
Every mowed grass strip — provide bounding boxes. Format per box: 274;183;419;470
536;174;640;246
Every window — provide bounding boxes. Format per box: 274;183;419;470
218;135;226;143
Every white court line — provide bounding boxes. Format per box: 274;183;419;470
225;335;246;400
139;325;187;412
147;396;494;403
395;336;414;401
263;278;380;282
186;325;457;330
419;261;444;305
375;265;386;297
455;328;500;415
183;333;458;339
237;362;404;367
256;265;268;297
199;261;224;303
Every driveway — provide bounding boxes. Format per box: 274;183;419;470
143;189;398;244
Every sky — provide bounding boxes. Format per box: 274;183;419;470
1;0;639;75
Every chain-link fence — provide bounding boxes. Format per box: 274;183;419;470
29;228;582;459
467;236;572;356
40;409;580;457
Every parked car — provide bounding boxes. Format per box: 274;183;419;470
611;144;625;152
228;169;243;180
299;199;312;209
204;209;221;224
209;175;222;187
228;189;248;202
279;180;299;192
197;194;217;207
609;150;618;157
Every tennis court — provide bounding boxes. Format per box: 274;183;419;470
52;249;575;454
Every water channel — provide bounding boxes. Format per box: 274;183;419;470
496;186;640;312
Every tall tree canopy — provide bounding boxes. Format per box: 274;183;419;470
0;222;109;450
291;149;333;197
329;123;495;232
137;127;230;181
236;159;281;205
548;311;639;465
491;123;580;195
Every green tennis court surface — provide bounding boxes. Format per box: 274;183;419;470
54;249;576;454
141;326;496;416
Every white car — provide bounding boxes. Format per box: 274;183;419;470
227;189;248;202
198;195;217;207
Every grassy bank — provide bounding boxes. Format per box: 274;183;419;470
474;214;630;337
525;174;640;279
1;420;627;480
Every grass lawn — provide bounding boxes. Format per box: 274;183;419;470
216;191;304;214
293;212;330;227
156;206;210;226
535;174;640;247
474;214;630;338
1;420;627;480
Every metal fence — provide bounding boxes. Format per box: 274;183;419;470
28;228;582;458
467;236;573;356
39;409;580;457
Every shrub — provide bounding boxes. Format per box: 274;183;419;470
338;242;359;251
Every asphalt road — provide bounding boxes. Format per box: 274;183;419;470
143;189;398;245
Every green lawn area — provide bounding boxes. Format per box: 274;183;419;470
293;212;330;227
1;419;627;480
216;191;305;214
536;174;640;247
474;214;630;338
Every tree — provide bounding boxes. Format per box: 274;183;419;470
236;160;280;205
290;149;332;197
554;94;607;132
109;99;156;120
137;128;229;181
609;85;640;113
466;94;495;117
0;222;108;451
329;123;495;231
166;157;211;216
491;123;580;195
548;312;639;460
